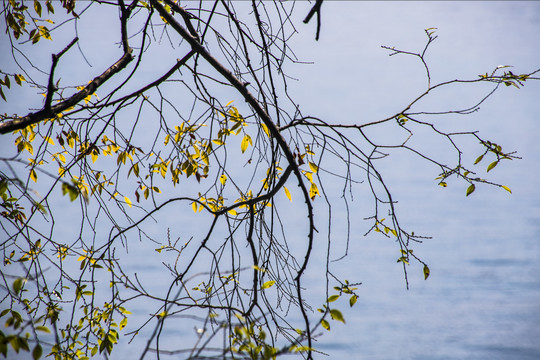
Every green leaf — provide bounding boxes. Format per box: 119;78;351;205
327;295;339;303
397;256;409;264
32;344;43;360
321;319;330;331
329;309;345;323
423;264;430;280
35;326;50;333
349;294;358;307
62;183;79;201
34;0;42;17
466;184;475;197
486;161;498;172
12;278;25;295
474;154;484;165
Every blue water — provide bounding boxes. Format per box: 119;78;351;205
2;2;540;360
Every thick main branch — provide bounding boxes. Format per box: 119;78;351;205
0;48;133;134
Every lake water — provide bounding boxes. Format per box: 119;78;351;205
3;2;540;360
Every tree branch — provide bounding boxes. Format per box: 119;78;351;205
0;48;133;134
303;0;324;40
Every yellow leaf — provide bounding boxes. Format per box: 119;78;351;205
308;162;318;173
30;169;38;182
157;311;167;318
240;134;252;153
262;280;275;289
192;202;197;213
261;122;270;137
327;295;340;302
423;264;430;280
330;309;345;323
321;319;330;331
91;151;98;163
44;136;55;145
309;182;319;200
501;185;512;194
283;186;292;202
466;184;475;197
124;196;132;208
220;174;227;185
227;209;237;216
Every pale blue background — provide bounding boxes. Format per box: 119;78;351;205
1;2;539;359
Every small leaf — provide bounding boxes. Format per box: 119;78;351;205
240;134;252;153
32;344;43;360
308;162;318;173
397;256;409;264
35;326;50;333
423;264;430;280
487;161;498;172
283;186;292;202
329;309;345;323
321;319;330;331
44;136;55;145
220;174;227;185
261;122;270;137
124;196;132;208
30;169;38;182
501;185;512;194
466;184;476;197
327;295;339;303
34;0;42;17
262;280;275;289
474;154;484;165
157;311;168;318
62;183;79;201
349;294;358;307
13;278;26;295
309;182;319;200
